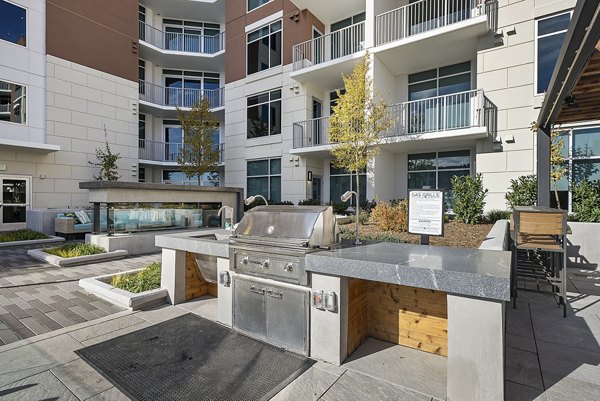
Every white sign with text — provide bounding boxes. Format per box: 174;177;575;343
408;190;444;236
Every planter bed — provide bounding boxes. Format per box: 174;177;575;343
79;268;168;311
27;248;128;266
0;235;65;248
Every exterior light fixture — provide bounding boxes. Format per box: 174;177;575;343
307;171;313;181
245;195;269;206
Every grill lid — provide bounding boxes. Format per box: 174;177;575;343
232;205;337;248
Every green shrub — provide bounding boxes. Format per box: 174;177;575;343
505;174;537;210
571;181;600;223
326;201;349;215
338;226;406;243
369;199;408;232
43;243;105;258
0;229;49;242
298;199;322;206
486;209;512;223
451;174;488;224
112;261;162;293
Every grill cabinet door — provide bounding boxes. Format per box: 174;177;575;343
233;277;266;338
266;285;308;354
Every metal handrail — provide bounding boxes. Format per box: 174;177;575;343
139;80;224;109
292;21;365;71
139;139;224;163
139;21;225;54
293;89;497;148
375;0;495;46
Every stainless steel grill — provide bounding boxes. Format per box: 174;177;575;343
229;205;338;285
229;205;338;355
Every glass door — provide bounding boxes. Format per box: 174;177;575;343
312;99;322;145
1;176;30;229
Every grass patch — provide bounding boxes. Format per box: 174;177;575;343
339;226;407;243
111;262;162;293
0;229;49;243
43;243;105;258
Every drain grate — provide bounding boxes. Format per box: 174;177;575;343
77;313;313;401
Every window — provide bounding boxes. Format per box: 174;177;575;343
247;89;281;139
408;150;471;208
247;158;281;202
248;0;271;12
163;170;220;186
139;5;146;41
163;19;221;52
163;120;183;162
553;127;600;210
536;12;571;94
0;79;26;124
330;164;366;206
138;60;146;94
247;21;282;75
0;0;26;47
138;167;145;183
163;69;220;108
139;114;146;147
408;62;472;132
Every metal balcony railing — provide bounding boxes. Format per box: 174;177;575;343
139;21;225;54
375;0;496;46
293;22;365;72
0;104;9;113
139;140;224;163
293;89;497;148
139;80;224;109
0;82;10;91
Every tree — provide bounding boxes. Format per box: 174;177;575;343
89;127;121;181
531;122;567;209
176;98;221;185
329;53;392;209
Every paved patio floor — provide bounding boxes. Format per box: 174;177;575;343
0;243;160;345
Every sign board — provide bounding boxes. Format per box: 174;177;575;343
408;190;445;237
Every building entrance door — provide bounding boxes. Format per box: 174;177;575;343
0;175;31;229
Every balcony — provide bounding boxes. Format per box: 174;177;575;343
373;0;496;75
290;22;365;88
139;140;224;165
138;21;225;70
139;80;224;114
0;104;9;113
292;89;497;154
0;82;10;91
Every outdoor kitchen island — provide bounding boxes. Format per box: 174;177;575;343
156;225;510;401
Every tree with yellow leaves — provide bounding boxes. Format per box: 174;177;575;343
329;53;392;212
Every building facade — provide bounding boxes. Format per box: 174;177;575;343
222;0;583;211
1;0;594;229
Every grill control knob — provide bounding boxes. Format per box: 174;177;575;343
284;263;294;272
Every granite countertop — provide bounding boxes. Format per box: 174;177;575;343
155;228;232;258
305;242;511;301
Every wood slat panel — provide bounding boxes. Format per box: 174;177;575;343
185;252;210;301
347;278;368;356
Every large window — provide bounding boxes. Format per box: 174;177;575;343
536;12;571;94
248;0;271;12
247;89;281;139
163;69;220;107
553;127;600;210
0;0;26;46
330;164;366;207
163;170;220;186
0;79;26;124
247;158;281;202
247;21;282;75
408;150;471;208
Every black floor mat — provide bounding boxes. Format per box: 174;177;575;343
76;313;314;401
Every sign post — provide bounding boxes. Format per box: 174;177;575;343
408;190;445;245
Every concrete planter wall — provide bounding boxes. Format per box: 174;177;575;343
568;222;600;270
27;248;128;266
79;269;168;311
0;235;64;248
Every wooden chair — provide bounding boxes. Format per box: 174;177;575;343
512;209;568;317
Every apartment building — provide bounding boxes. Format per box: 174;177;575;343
223;0;588;211
0;0;225;229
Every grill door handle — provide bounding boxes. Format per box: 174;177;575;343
241;256;269;269
249;285;265;295
266;290;283;299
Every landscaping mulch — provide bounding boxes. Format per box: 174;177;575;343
341;221;494;249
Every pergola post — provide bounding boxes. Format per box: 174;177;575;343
537;127;551;207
